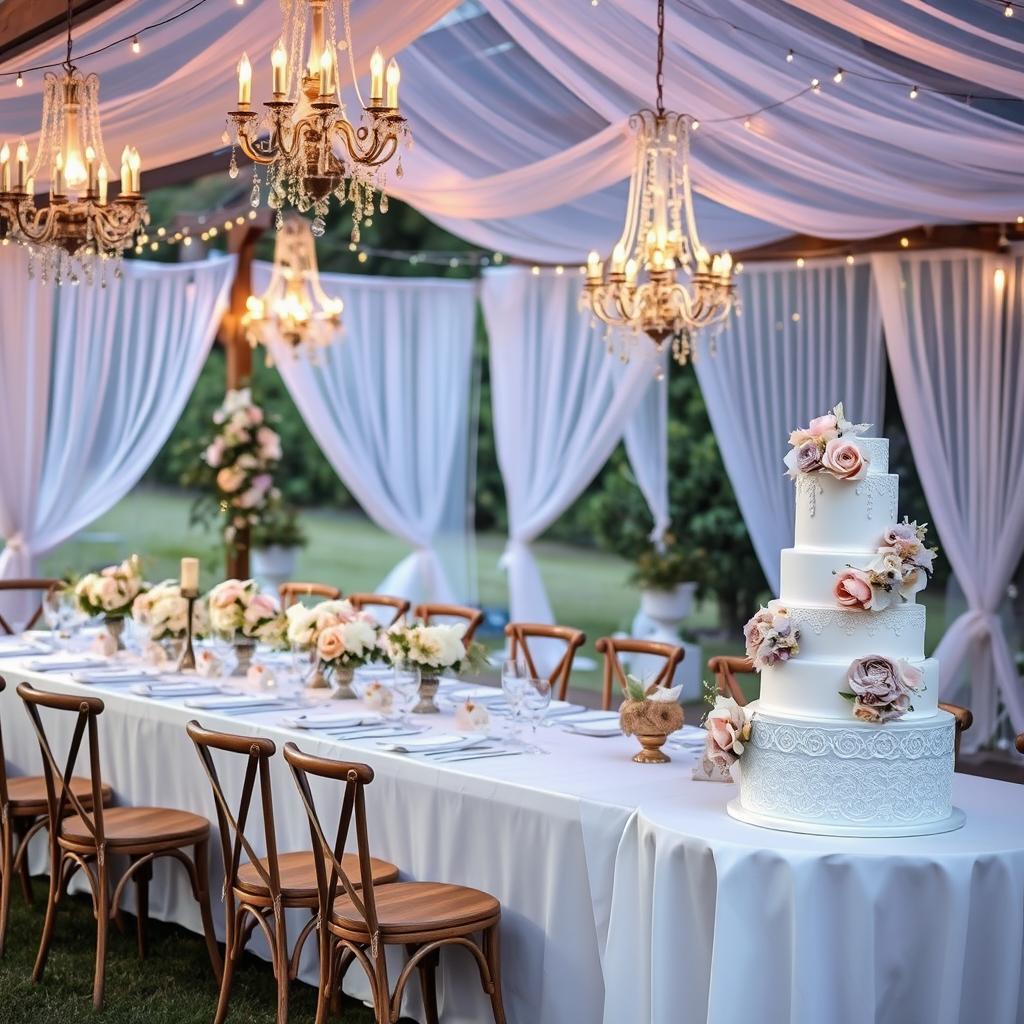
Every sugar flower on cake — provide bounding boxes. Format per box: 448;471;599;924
839;654;924;723
702;694;753;767
784;402;871;482
74;555;145;619
743;603;800;671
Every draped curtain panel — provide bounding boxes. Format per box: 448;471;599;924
481;266;659;624
872;250;1024;743
694;258;886;592
623;356;670;549
0;250;235;625
261;265;477;605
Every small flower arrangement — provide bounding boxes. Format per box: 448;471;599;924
285;598;382;670
839;654;925;723
701;694;753;768
833;519;937;611
381;622;488;676
131;580;208;640
743;603;800;670
207;578;285;646
784;402;870;481
73;555;145;619
619;674;685;735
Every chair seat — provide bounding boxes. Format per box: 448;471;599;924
236;850;399;901
59;806;209;850
7;776;112;817
330;881;499;940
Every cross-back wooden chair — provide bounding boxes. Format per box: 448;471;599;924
413;603;485;645
938;702;973;767
278;582;341;610
0;676;114;955
504;623;586;702
707;655;756;706
347;594;410;628
187;722;400;1024
283;743;505;1024
1017;733;1024;756
16;683;221;1009
0;578;61;634
595;637;685;711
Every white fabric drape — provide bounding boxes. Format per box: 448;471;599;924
482;266;658;623
624;360;670;548
872;249;1024;742
695;258;886;591
0;250;234;624
260;265;476;604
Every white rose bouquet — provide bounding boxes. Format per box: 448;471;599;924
286;598;382;670
131;580;208;641
381;622;487;676
74;555;145;619
208;578;286;647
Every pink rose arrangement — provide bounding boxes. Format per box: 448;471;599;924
839;654;925;723
832;519;937;611
73;555;145;619
285;599;382;671
207;578;286;646
702;694;753;767
784;402;870;482
743;603;800;671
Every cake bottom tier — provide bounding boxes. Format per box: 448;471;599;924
728;706;964;838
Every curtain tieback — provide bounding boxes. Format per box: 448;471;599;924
498;538;529;571
961;608;1003;643
4;533;25;553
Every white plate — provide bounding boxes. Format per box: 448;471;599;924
446;686;505;704
558;710;620;725
281;712;384;730
563;721;623;738
25;657;103;672
377;734;488;755
131;682;227;698
184;695;285;711
71;669;161;684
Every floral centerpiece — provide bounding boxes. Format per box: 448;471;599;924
784;402;870;481
743;603;800;671
73;555;145;649
840;654;924;723
833;519;937;611
208;578;286;672
132;580;208;640
619;674;685;764
286;598;381;696
381;622;488;713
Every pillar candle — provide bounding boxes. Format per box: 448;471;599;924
180;557;200;593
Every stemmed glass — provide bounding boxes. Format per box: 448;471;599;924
392;665;422;728
501;657;529;746
521;676;553;753
41;588;66;650
209;628;237;681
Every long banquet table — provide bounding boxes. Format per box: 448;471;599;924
1;656;1023;1024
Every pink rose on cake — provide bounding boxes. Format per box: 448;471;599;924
703;694;753;767
832;567;874;610
840;654;923;723
820;438;867;481
743;603;800;671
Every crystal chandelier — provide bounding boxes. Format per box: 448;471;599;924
241;216;343;364
581;0;736;364
0;0;147;283
227;0;409;239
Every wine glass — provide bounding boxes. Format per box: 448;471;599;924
210;627;237;680
521;676;552;754
501;657;529;745
392;665;422;726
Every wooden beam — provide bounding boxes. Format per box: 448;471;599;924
0;0;125;65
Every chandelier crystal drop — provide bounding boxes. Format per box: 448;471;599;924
581;0;736;364
241;216;343;364
0;0;147;283
227;0;409;240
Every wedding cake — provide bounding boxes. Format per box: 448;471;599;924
724;405;963;837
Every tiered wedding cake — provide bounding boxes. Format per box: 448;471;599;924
726;405;964;837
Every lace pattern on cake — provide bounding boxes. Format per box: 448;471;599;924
852;475;898;522
789;603;924;640
796;475;823;517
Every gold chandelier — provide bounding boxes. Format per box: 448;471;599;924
228;0;409;239
242;216;343;364
581;0;736;364
0;0;147;284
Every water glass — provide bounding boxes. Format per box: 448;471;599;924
501;657;529;743
393;666;421;726
521;676;552;753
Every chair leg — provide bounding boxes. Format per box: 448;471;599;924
92;854;110;1010
415;948;440;1024
13;818;34;905
272;905;290;1024
132;856;153;959
0;809;12;956
483;924;506;1024
31;847;62;984
314;931;332;1024
194;839;224;982
213;906;240;1024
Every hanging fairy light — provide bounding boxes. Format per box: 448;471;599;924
0;0;147;283
581;0;736;364
241;216;343;363
226;0;409;238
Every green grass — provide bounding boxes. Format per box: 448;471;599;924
0;882;381;1024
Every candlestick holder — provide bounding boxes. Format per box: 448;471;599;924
176;588;199;672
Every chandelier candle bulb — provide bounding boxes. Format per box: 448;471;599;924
370;46;385;103
85;146;96;194
53;152;64;196
15;140;27;192
237;52;252;107
271;40;287;96
586;250;602;281
318;48;333;98
386;58;400;108
0;143;9;193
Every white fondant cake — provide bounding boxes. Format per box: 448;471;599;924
728;408;962;837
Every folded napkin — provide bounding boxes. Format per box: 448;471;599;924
489;699;583;717
667;725;709;747
281;711;384;730
447;685;505;703
131;681;227;699
377;733;486;754
25;656;103;672
562;720;622;738
183;694;285;711
71;668;161;685
0;643;48;658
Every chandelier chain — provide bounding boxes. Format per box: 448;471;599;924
656;0;666;116
63;0;74;73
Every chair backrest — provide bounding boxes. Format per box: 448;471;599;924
282;744;385;974
595;637;685;711
186;721;282;902
347;593;410;628
0;677;8;809
16;683;107;848
413;603;485;644
504;622;586;702
707;655;755;707
937;702;973;766
278;582;341;609
0;578;60;634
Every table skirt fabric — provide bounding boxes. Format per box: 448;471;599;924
1;670;1022;1024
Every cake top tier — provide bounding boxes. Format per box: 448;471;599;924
784;403;888;480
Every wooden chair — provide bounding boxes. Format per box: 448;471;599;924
187;722;399;1024
283;743;506;1024
595;637;685;711
17;683;222;1009
938;702;973;766
0;676;114;955
504;623;586;702
1017;733;1024;756
0;578;61;634
413;603;485;645
278;582;341;609
707;655;756;706
347;594;410;628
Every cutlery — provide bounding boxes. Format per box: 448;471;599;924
429;748;525;764
328;728;424;741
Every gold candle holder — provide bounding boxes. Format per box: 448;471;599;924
176;588;199;672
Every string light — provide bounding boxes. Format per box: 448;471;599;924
131;36;141;54
691;119;700;130
846;254;855;265
899;236;910;248
810;78;821;93
833;68;844;84
796;257;806;268
909;86;919;100
1005;3;1014;16
743;117;752;130
357;251;368;263
785;49;794;63
555;265;564;274
531;265;540;275
15;72;23;88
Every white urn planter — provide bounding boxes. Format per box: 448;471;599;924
251;545;299;593
631;582;700;694
639;582;697;627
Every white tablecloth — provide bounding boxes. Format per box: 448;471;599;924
1;660;1022;1024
